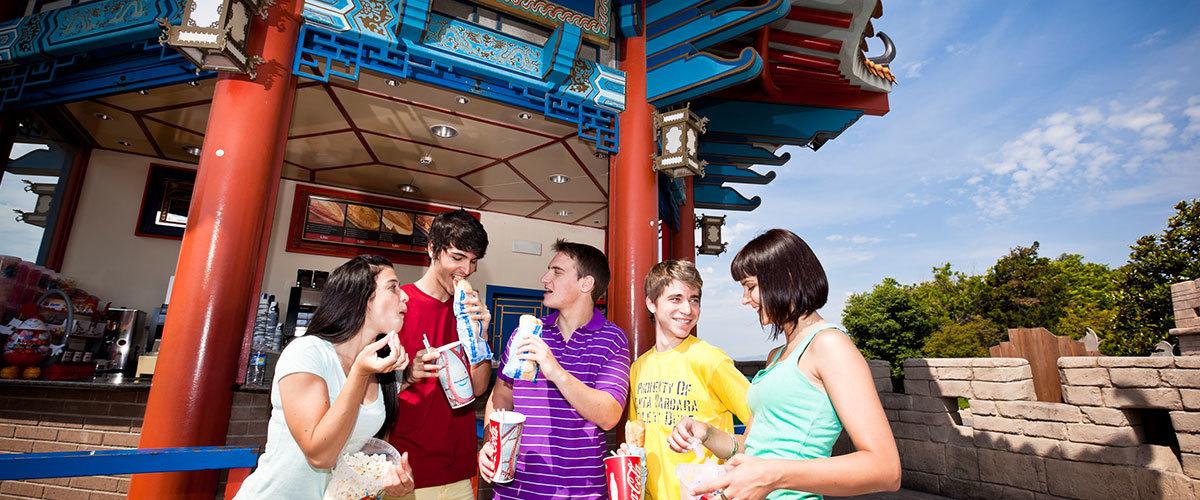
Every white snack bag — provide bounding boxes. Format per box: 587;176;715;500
324;438;400;500
453;279;492;364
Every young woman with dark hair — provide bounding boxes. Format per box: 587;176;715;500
670;229;900;500
236;255;417;498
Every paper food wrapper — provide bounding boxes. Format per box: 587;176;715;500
453;279;492;364
501;315;542;381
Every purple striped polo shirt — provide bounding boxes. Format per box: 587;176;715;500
494;308;631;499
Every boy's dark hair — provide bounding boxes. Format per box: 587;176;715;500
730;229;828;340
644;260;703;301
429;209;488;258
552;239;610;302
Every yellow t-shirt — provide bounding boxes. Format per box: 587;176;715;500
628;336;752;500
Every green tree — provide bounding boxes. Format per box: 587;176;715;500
980;242;1068;329
912;263;987;327
1110;200;1200;355
922;317;1003;358
1052;254;1118;310
1055;303;1117;342
843;278;939;375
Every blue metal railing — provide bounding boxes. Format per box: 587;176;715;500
0;446;258;481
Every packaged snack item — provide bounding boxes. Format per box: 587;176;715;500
453;279;492;364
676;461;728;500
500;315;542;381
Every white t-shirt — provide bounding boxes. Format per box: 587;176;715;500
235;335;386;499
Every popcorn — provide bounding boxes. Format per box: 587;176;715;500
324;439;400;500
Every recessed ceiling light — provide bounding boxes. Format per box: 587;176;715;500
430;124;458;138
183;145;201;156
549;174;569;184
594;151;608;159
455;96;470;104
187;80;200;87
592;219;600;224
138;89;150;95
517;112;532;120
557;209;572;217
419;154;434;165
94;112;111;121
398;184;418;194
386;79;399;86
117;139;132;147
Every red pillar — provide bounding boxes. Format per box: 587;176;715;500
668;177;696;262
130;1;302;497
611;14;657;358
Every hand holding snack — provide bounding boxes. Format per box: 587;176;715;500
381;452;415;497
513;334;564;383
351;332;406;378
500;315;543;381
668;416;711;454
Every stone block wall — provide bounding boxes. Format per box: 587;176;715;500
876;357;1200;499
1171;280;1200;355
0;384;269;500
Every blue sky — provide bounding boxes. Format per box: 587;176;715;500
697;0;1200;360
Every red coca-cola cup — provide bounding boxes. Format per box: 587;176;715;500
488;410;525;483
605;454;644;500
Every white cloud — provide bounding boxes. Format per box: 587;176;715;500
944;42;974;55
1185;96;1200;138
899;59;929;79
825;234;882;245
969;95;1197;217
900;233;918;239
1134;29;1167;48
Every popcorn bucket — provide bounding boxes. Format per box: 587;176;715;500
324;437;401;500
488;410;525;483
605;454;644;500
436;341;475;409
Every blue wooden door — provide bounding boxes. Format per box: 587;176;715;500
484;285;549;362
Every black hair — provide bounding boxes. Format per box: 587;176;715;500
429;209;488;259
730;229;828;340
304;254;398;438
552;239;610;302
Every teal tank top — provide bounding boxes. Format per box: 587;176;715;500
745;322;845;500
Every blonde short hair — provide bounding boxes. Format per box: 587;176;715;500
644;260;703;301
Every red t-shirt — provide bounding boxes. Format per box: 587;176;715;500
388;283;478;488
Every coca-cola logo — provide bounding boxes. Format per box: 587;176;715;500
624;460;643;500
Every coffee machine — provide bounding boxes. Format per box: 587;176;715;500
98;308;148;374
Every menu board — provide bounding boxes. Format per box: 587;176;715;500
303;195;438;250
287;185;472;266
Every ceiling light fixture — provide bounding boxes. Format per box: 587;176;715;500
117;139;132;147
398;184;419;194
517;112;532;120
183;145;201;156
430;124;458;138
593;219;601;224
594;151;608;159
386;79;400;86
419;154;434;165
455;96;470;104
548;174;569;184
557;209;572;217
187;80;200;87
94;112;111;121
138;89;151;95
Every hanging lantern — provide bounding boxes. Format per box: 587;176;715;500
653;105;709;178
160;0;270;78
696;214;726;256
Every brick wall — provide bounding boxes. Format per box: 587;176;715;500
1171;279;1200;355
874;356;1200;499
0;384;270;500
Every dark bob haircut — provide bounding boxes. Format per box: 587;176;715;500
429;209;488;259
730;229;828;339
552;239;610;303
